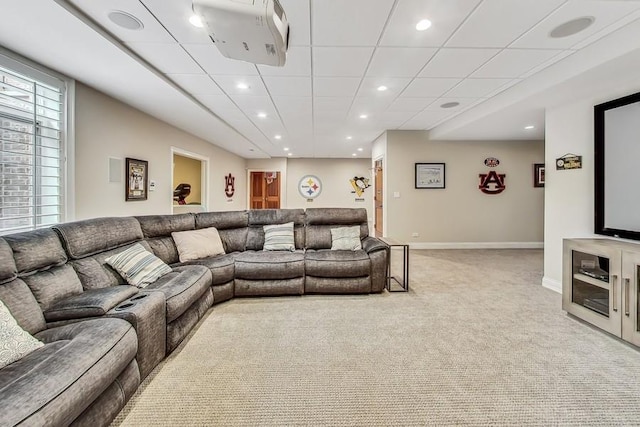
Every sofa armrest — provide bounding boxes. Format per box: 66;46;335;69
361;236;389;254
44;285;138;322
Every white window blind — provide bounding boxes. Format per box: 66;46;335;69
0;58;66;235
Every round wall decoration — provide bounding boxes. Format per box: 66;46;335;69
484;157;500;167
298;175;322;199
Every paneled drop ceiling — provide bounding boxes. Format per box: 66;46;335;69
2;0;640;158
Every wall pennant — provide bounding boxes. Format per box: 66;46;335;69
350;176;371;197
224;173;235;198
479;171;506;195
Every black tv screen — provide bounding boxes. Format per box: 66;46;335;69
594;90;640;240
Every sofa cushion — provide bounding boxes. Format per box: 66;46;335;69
247;209;305;250
175;253;236;285
305;208;369;250
172;227;225;262
263;222;295;251
195;211;248;253
54;217;144;260
3;229;67;276
145;236;180;264
330;226;362;251
0;239;17;284
235;250;305;280
44;285;139;322
136;214;195;238
0;279;46;335
305;249;370;278
105;243;172;288
0;299;44;369
22;264;84;312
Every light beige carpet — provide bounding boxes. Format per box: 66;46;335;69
113;249;640;426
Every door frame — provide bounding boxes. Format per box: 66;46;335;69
170;147;209;212
373;155;385;237
246;168;285;208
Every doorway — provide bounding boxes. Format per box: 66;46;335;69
374;159;383;237
171;148;209;213
249;171;281;209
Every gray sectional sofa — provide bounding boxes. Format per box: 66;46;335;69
0;208;388;426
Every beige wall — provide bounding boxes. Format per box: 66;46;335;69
74;83;247;219
173;155;202;204
385;130;544;246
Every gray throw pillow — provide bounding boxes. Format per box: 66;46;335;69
0;299;44;369
105;243;172;287
263;222;295;251
330;226;362;251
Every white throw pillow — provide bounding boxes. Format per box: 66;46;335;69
172;227;226;262
263;222;295;251
105;243;172;287
0;299;44;369
330;226;362;251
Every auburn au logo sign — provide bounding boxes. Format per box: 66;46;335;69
224;173;235;198
479;171;506;195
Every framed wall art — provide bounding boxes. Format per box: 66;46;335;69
125;157;148;201
415;163;445;189
534;163;545;188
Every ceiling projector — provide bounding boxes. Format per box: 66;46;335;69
192;0;289;67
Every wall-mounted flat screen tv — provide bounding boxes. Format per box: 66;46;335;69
594;90;640;240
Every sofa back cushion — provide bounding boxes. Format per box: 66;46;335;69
246;209;305;251
0;278;46;334
195;211;249;253
305;208;369;250
0;239;17;284
54;217;144;259
136;214;195;264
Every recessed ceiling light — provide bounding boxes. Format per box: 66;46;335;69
357;148;363;152
283;147;289;151
377;85;388;92
440;102;460;109
275;134;282;140
415;19;432;31
359;114;368;119
257;112;267;118
287;152;292;156
524;125;535;130
236;83;249;90
108;11;144;30
189;14;204;28
549;16;594;38
346;136;353;140
352;153;357;157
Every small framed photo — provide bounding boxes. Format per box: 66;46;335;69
415;163;445;189
534;163;545;188
125;158;148;201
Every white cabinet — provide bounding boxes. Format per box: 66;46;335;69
563;238;640;346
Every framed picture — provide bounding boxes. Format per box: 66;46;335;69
415;163;445;189
534;163;545;188
125;158;148;201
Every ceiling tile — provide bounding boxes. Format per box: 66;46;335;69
212;75;268;96
194;94;238;112
513;0;640;49
313;77;361;97
401;78;461;97
378;111;418;127
312;0;395;46
386;97;436;112
257;47;311;76
400;110;454;130
313;97;353;113
127;43;202;73
183;44;259;76
349;97;394;115
229;95;278;116
367;48;437;77
355;77;412;98
444;78;513;98
470;49;563;78
263;76;311;97
424;97;484;111
272;97;313;115
380;0;481;47
313;47;374;77
279;0;311;46
167;74;223;95
419;48;500;78
446;0;566;48
139;0;211;44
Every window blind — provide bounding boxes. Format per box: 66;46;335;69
0;61;65;235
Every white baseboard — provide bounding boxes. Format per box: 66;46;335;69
542;276;562;294
408;242;544;250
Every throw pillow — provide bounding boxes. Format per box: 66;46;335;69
0;299;44;369
263;222;295;251
171;227;225;262
330;226;362;251
105;243;172;287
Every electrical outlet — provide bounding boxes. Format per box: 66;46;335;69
412;232;419;237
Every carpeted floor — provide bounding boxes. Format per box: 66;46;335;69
113;249;640;426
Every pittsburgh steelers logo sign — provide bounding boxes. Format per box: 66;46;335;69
298;175;322;199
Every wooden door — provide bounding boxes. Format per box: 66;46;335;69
250;172;280;209
374;159;383;236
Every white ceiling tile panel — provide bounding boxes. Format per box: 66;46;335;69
378;111;418;126
257;47;311;76
444;78;513;98
380;0;482;47
263;76;312;97
70;0;175;42
183;44;259;75
311;0;395;46
446;0;566;48
139;0;211;44
167;74;223;95
313;78;362;97
349;97;395;115
518;51;573;79
272;97;313;115
355;77;412;97
279;0;311;46
400;110;454;130
366;48;437;77
386;97;436;112
470;49;563;78
229;95;278;117
194;94;239;113
126;43;202;73
419;48;500;78
423;97;483;111
313;97;353;113
212;75;268;96
402;78;461;97
313;47;374;77
513;0;640;49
